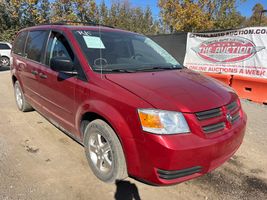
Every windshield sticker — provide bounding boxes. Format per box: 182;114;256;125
83;36;105;49
77;30;92;36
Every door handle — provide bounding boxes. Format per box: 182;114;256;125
39;73;47;79
31;70;38;75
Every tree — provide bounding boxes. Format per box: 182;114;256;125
0;0;23;42
9;0;25;27
0;0;11;30
74;0;99;23
99;1;108;25
51;0;77;22
246;3;267;26
38;0;50;24
158;0;214;32
206;0;245;29
0;0;162;42
22;0;40;26
158;0;245;32
100;1;160;34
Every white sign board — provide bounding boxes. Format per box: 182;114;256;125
184;27;267;78
83;36;105;49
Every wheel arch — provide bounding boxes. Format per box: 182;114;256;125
76;100;143;177
1;55;10;59
76;100;136;142
80;112;109;142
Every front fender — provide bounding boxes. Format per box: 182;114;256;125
75;99;142;140
75;99;145;177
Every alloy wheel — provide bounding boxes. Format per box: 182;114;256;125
15;84;23;109
88;131;113;174
0;57;10;67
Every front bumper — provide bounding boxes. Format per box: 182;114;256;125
130;112;247;185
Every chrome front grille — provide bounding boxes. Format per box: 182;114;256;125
195;100;240;134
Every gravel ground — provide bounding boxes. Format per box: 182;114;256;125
0;68;266;200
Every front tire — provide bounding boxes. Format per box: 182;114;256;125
84;119;128;183
14;81;33;112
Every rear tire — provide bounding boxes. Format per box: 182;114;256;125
14;81;33;112
84;119;128;183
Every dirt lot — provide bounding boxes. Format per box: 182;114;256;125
0;68;267;200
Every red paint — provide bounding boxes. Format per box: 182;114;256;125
11;25;247;185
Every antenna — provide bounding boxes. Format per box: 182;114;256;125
98;24;103;79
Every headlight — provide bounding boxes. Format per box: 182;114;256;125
137;109;190;134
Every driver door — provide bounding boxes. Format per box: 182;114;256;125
37;31;77;133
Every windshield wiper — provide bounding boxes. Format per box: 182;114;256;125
93;64;183;73
93;68;137;73
135;65;182;72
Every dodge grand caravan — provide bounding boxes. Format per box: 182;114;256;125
11;24;247;185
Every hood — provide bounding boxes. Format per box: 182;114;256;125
105;69;236;113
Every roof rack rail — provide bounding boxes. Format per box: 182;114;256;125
41;20;114;29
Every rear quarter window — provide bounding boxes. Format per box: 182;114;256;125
25;30;49;63
13;31;28;56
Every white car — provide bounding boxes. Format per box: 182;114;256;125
0;42;12;67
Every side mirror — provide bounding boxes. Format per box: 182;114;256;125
50;57;74;72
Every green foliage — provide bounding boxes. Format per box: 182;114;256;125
0;28;20;42
0;0;160;42
159;0;247;32
97;1;160;34
158;0;214;32
211;0;246;29
74;0;99;22
39;0;50;23
51;0;78;22
0;0;23;42
0;0;266;42
246;3;267;26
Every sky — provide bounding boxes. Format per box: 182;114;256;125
96;0;267;19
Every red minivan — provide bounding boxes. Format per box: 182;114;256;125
11;24;247;185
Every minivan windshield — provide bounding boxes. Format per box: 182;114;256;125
73;29;182;73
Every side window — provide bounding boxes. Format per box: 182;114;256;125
45;31;87;81
13;31;28;56
45;32;74;66
25;31;49;63
0;44;11;50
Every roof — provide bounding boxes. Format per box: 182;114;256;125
19;24;135;35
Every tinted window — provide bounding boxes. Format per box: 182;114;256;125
45;32;74;66
73;30;180;71
13;31;28;56
25;31;49;62
45;31;87;81
0;44;11;50
132;39;166;63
